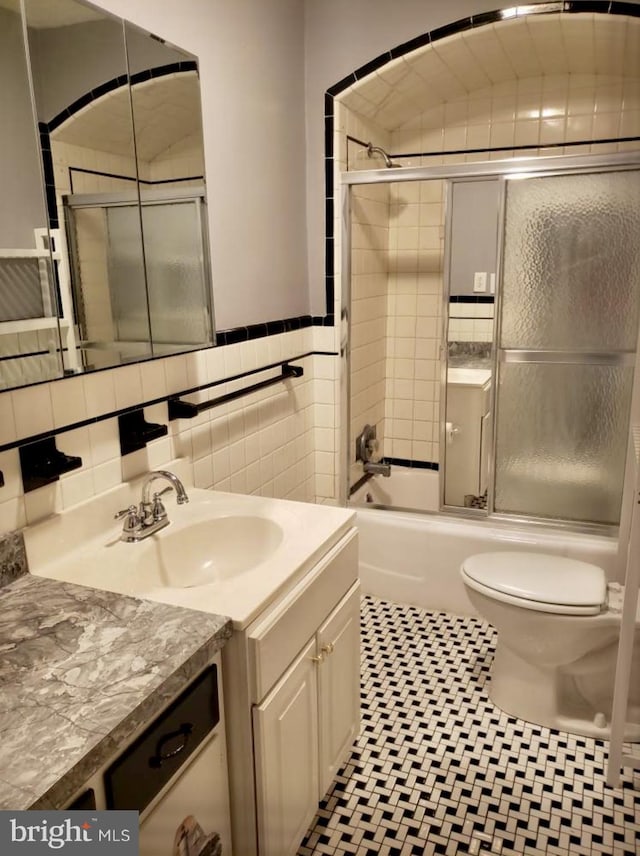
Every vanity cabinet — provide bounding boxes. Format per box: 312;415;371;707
253;583;361;856
223;527;360;856
445;370;492;507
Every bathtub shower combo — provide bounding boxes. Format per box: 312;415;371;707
342;152;640;771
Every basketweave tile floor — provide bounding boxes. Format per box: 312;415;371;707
297;595;640;856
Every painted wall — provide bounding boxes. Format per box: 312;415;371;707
303;0;496;314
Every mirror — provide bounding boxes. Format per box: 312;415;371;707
443;178;500;511
0;0;213;390
0;2;64;389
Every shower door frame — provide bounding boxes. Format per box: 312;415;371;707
340;150;640;535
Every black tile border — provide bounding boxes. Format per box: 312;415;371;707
0;349;339;459
449;295;495;304
382;457;439;471
324;2;640;319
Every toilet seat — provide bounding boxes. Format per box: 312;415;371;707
461;551;607;616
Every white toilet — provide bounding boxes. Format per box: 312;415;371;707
460;551;640;740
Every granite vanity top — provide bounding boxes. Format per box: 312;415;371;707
0;566;232;811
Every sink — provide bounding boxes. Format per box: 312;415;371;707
25;480;356;629
135;516;284;589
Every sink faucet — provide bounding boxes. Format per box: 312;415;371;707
115;470;190;542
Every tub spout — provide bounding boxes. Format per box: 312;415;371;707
364;461;391;477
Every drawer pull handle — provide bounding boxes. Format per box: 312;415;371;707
149;723;193;768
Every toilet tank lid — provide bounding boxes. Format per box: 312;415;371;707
461;551;607;608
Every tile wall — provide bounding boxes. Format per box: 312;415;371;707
349;182;389;488
0;325;340;535
447;300;494;345
334;14;640;490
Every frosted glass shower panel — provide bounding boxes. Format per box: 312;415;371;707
500;171;640;351
494;363;633;525
105;205;151;345
140;198;211;346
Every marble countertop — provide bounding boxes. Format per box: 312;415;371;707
0;570;232;811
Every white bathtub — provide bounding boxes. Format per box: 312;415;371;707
350;466;439;513
355;505;619;617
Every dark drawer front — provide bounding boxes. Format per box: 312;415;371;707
68;789;96;810
105;664;219;813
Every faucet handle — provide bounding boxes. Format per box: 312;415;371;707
115;505;141;536
151;491;168;522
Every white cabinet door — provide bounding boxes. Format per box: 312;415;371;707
253;638;319;856
317;582;361;797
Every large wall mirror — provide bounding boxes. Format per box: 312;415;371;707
0;0;213;391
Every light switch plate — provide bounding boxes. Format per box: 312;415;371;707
473;272;487;292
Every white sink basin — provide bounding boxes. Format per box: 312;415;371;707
25;481;355;629
135;516;284;590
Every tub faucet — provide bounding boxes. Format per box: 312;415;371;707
363;461;391;477
115;470;189;542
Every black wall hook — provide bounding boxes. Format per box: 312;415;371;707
19;437;82;493
118;408;168;456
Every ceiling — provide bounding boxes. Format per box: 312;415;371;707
339;12;640;131
51;72;203;162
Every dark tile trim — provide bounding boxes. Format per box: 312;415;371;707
0;349;339;459
430;18;473;43
325;113;334;159
449;295;495;304
382;457;439;471
470;10;504;27
609;1;640;14
215;315;318;346
327;73;357;97
389;32;431;60
354;52;393;80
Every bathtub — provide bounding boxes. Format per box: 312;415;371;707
355;505;619;617
350;466;439;513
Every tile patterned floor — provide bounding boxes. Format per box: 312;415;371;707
298;595;640;856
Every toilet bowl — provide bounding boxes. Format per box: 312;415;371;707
460;551;640;740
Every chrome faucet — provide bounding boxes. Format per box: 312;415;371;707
115;470;189;542
363;461;391;477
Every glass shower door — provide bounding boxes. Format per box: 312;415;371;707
494;169;640;526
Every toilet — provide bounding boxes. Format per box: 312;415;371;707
460;551;640;740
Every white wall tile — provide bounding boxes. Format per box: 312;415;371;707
83;371;116;418
50;377;87;429
12;385;54;438
114;365;144;411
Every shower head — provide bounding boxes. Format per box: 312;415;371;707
366;142;400;169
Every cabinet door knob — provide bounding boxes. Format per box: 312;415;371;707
321;642;335;655
310;653;325;663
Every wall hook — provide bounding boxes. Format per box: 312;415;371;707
19;436;82;493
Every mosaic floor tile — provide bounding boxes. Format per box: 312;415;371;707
298;595;640;856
